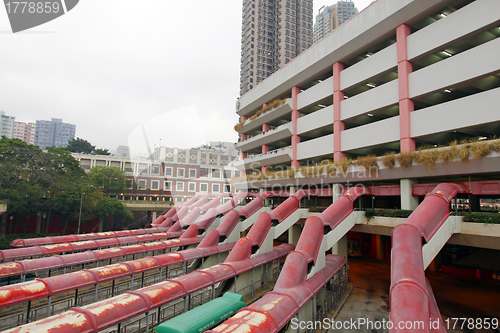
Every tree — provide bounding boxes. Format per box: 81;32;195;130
89;167;126;195
95;196;133;231
92;148;110;155
64;138;95;154
0;138;88;235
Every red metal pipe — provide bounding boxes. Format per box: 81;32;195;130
4;245;293;333
268;190;307;223
0;239;236;309
390;183;468;333
207;255;345;333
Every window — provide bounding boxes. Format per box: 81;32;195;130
188;182;196;192
224;184;231;193
200;183;208;192
164;181;172;191
200;168;209;177
152;165;160;174
138;180;147;190
177;168;185;178
189;169;197;178
224;170;232;179
165;167;173;176
126;179;133;189
176;182;184;191
151;180;159;190
212;184;220;193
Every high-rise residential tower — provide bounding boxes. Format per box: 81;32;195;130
313;1;358;42
0;111;15;138
34;118;76;150
13;121;36;144
239;0;314;96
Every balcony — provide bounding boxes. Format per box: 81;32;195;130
236;98;293;133
233;146;293;170
236;122;292;152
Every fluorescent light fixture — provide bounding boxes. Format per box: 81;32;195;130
367;113;374;117
319;104;326;107
367;83;376;88
440;13;447;17
366;53;372;57
442;50;452;57
479;136;488;140
444;89;452;93
344;96;349;99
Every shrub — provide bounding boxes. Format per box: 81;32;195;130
364;208;376;221
462;212;500;224
381;152;396;169
470;141;491;160
416;148;440;171
335;158;352;174
397;152;416;168
459;140;470;163
326;164;337;176
355;155;379;172
364;208;414;221
286;168;297;179
439;141;459;164
490;139;500;153
233;98;286;131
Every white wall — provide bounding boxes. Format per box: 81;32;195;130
297;106;333;135
342;117;400;151
341;43;397;91
297;134;334;160
412;87;500;138
341;80;399;121
409;38;500;98
407;0;500;60
297;77;333;110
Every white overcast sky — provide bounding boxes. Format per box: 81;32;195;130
0;0;373;156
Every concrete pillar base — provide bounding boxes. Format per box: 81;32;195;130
400;179;418;210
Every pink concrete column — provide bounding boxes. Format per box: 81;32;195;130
397;24;416;153
333;62;345;162
291;86;301;169
240;115;248;160
262;122;270;173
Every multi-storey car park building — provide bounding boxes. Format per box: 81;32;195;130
72;146;240;203
239;0;314;95
233;0;500;259
313;1;358;43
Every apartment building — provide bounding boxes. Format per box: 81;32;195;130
34;118;76;149
313;1;358;42
12;122;36;144
0;111;15;138
239;0;314;95
72;146;241;202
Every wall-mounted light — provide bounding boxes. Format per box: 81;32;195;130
367;113;374;117
444;89;452;93
440;13;447;17
442;50;452;57
367;83;376;88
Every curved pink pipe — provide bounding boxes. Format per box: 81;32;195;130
390;183;468;333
